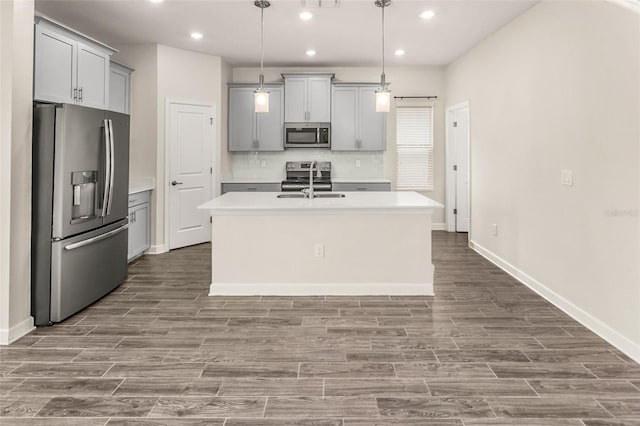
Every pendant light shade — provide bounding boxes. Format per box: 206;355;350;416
255;0;270;113
375;0;391;113
375;89;391;112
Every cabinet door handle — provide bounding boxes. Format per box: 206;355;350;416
73;88;78;101
79;87;83;102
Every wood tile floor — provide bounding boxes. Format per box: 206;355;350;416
1;231;639;425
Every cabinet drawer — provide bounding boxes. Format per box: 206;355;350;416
128;190;151;207
222;183;281;193
332;182;391;192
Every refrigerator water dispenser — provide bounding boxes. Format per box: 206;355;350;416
70;170;97;223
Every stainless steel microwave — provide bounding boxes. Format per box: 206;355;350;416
284;123;330;149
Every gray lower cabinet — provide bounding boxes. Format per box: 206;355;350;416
331;84;386;151
128;191;151;262
228;84;284;152
222;182;281;193
332;182;391;191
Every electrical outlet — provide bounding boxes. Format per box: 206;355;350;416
355;159;361;168
260;159;267;168
313;243;325;258
492;224;498;236
561;169;573;186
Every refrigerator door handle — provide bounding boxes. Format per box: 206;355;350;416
64;223;128;251
101;119;111;217
106;119;115;216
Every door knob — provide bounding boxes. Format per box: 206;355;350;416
171;181;183;186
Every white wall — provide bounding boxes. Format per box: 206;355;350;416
446;1;640;360
232;66;447;225
114;45;227;251
0;0;35;344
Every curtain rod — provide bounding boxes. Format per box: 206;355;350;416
394;96;438;99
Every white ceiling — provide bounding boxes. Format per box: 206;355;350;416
35;0;537;67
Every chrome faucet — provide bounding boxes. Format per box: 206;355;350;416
303;160;322;199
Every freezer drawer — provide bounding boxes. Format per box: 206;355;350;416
49;220;128;323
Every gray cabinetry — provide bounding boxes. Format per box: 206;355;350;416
332;182;391;191
128;191;151;262
34;17;114;109
331;84;386;151
228;85;284;152
109;61;133;114
222;182;281;193
283;73;333;123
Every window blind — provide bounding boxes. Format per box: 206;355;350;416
395;106;434;191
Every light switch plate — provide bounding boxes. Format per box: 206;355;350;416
355;159;361;168
561;169;573;186
260;160;267;168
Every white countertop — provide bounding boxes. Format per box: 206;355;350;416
129;178;155;195
199;191;443;215
221;177;391;184
221;178;281;184
332;177;391;183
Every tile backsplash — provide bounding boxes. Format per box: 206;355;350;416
228;150;384;180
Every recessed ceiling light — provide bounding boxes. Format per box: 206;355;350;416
419;10;435;19
148;0;163;3
394;49;405;56
305;49;316;57
190;32;203;40
299;11;313;20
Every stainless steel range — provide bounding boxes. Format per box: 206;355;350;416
281;161;332;192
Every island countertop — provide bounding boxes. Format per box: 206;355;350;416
199;191;443;215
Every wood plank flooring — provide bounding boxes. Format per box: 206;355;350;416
1;231;639;425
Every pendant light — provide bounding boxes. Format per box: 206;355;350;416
375;0;391;112
254;0;270;113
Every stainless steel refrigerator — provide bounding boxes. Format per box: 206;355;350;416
32;103;130;326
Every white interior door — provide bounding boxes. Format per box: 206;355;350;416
168;102;214;249
446;103;470;233
454;107;470;232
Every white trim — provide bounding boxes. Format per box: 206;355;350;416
445;101;471;234
146;244;168;255
470;239;640;364
209;282;434;296
431;222;447;231
164;99;216;252
0;317;35;345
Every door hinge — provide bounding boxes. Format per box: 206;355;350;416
453;208;457;214
453;165;458;171
453;121;458;127
210;167;213;174
210;117;213;125
210;216;212;223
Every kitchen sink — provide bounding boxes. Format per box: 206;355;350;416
277;193;346;199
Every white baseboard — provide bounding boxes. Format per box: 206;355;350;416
210;282;434;296
0;316;35;345
432;222;447;231
470;239;640;364
146;244;168;255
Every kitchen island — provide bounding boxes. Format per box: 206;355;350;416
199;191;443;296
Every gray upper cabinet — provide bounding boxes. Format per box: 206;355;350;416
34;16;115;109
331;84;386;151
228;84;284;152
283;73;333;123
109;61;133;114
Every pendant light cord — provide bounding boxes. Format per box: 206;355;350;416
260;5;265;89
381;3;385;81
